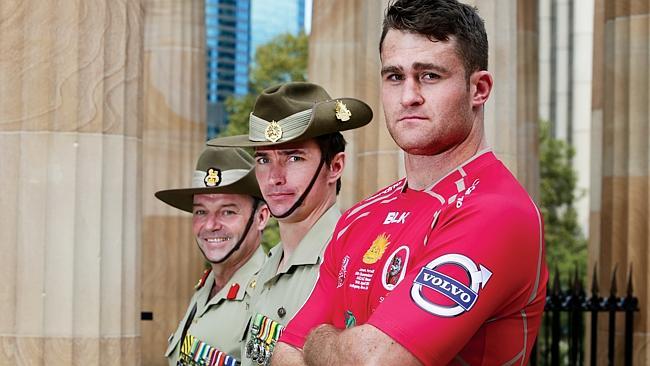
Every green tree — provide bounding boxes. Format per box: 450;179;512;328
539;121;587;281
221;32;308;251
220;32;308;138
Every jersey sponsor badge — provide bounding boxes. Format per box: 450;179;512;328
363;233;391;264
381;245;410;290
337;255;350;288
411;253;492;317
344;310;356;328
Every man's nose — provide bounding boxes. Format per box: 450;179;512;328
204;213;223;231
269;163;287;186
400;78;424;107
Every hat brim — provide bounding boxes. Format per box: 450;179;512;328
207;97;373;148
155;168;262;213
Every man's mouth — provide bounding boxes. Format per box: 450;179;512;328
204;236;232;243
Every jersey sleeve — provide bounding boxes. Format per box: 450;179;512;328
278;215;349;349
367;196;544;365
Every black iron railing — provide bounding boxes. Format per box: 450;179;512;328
531;265;639;366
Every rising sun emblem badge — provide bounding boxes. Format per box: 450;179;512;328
363;233;391;264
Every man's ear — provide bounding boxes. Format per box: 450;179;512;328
255;203;271;230
470;70;493;108
326;152;346;184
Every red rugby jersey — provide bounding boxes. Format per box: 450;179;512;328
280;151;548;366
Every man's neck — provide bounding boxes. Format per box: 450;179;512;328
277;193;336;267
405;128;487;190
209;243;256;298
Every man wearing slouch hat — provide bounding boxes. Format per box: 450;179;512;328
158;147;270;366
207;82;373;366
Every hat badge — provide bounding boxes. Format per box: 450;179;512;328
335;100;352;122
204;168;222;187
264;120;283;143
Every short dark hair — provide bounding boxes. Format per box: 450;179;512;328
314;132;347;195
379;0;488;79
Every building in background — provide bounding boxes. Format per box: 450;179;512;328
250;0;305;63
205;0;251;137
538;0;594;235
205;0;307;139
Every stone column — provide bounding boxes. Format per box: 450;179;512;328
0;1;143;365
590;0;650;363
476;0;540;201
309;0;539;208
140;1;207;365
308;0;397;210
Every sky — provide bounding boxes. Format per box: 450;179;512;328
305;0;312;33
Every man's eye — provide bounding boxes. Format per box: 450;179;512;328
193;209;206;216
288;156;304;162
422;73;440;80
386;74;403;81
256;157;270;165
222;210;237;216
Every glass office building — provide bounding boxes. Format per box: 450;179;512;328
205;0;251;138
205;0;306;138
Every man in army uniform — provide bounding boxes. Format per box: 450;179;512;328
207;82;372;366
157;147;270;366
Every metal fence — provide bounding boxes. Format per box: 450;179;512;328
531;265;639;366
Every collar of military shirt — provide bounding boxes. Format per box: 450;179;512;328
195;268;211;290
205;82;373;148
259;204;341;286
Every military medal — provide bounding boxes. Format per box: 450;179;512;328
245;314;284;365
178;333;239;366
246;314;263;359
264;120;283;142
335;100;352;121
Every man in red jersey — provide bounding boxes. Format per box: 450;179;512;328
272;0;548;365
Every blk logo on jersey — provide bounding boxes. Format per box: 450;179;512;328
383;211;410;224
411;253;492;317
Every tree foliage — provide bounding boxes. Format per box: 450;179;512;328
539;121;587;280
220;32;308;138
221;32;308;251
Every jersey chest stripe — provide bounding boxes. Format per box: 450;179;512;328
423;190;445;204
337;212;370;241
346;181;406;219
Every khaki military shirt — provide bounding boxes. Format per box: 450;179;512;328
240;204;341;366
166;247;266;366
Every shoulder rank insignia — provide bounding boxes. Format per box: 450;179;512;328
204;168;221;187
363;233;391;264
335;100;352;122
195;268;211;290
